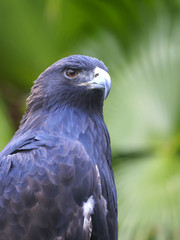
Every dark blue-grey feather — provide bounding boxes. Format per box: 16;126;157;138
0;55;117;240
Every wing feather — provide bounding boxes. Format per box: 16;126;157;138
0;137;106;239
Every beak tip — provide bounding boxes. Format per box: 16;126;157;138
94;67;111;100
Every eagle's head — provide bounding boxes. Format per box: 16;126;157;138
26;55;111;116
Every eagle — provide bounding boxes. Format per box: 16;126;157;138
0;55;118;240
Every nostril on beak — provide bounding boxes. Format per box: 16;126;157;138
94;73;99;78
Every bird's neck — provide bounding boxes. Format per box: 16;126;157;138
50;106;105;136
44;106;110;166
18;105;104;137
15;105;111;167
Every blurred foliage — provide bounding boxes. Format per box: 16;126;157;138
0;97;14;147
0;0;180;239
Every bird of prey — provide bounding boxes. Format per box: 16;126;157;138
0;55;118;240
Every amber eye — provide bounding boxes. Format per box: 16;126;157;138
65;68;79;78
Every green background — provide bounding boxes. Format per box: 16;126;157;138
0;0;180;239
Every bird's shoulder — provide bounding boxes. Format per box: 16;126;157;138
0;132;100;202
0;134;104;239
0;129;90;162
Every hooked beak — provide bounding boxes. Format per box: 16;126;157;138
79;67;111;99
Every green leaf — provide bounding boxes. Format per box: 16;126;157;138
0;97;13;150
115;155;180;240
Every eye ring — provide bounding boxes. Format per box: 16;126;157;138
65;68;79;78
